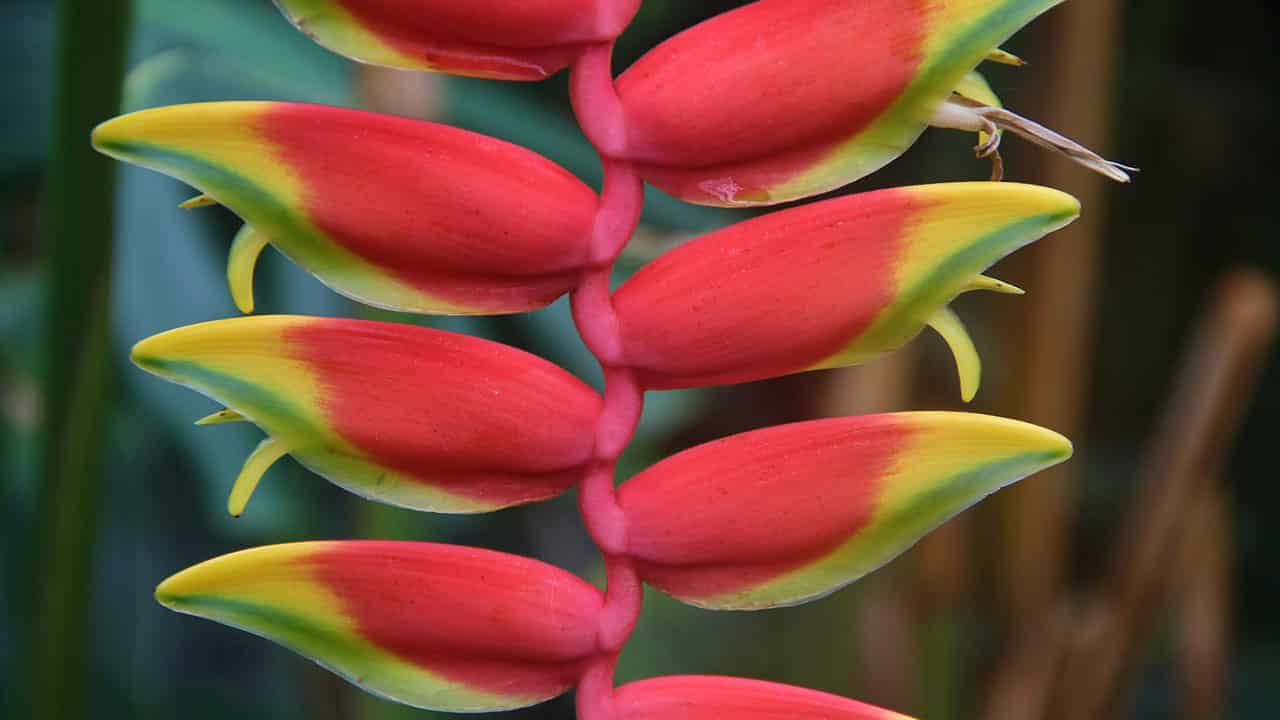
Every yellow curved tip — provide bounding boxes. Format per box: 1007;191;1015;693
955;71;1002;109
909;411;1074;463
967;275;1025;296
985;48;1026;66
155;542;317;608
928;307;981;403
179;194;218;210
228;225;269;314
195;408;246;426
228;436;290;517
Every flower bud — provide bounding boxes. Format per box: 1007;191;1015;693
131;316;601;515
157;542;603;711
93;102;597;314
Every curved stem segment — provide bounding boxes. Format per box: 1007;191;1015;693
569;43;647;720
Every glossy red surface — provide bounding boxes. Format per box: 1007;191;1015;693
616;675;907;719
260;104;596;311
619;417;909;600
334;0;641;78
614;189;919;389
310;542;602;696
287;318;601;505
617;0;925;167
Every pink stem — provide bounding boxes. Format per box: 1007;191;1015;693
570;43;629;159
569;42;646;720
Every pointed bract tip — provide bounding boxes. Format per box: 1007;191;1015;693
179;194;218;210
950;413;1074;463
228;225;269;314
927;308;981;402
227;437;291;517
968;275;1026;295
986;48;1027;66
89;116;122;156
914;182;1080;224
195;408;246;426
154;543;316;610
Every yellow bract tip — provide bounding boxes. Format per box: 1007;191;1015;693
928;307;981;403
985;47;1026;66
228;436;290;517
195;408;246;426
967;275;1025;296
179;194;218;210
155;542;319;608
228;225;269;314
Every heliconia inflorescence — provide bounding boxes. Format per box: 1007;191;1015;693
96;0;1128;717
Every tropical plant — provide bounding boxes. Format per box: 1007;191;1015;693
92;1;1128;716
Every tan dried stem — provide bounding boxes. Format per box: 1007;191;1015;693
1054;270;1277;719
986;1;1125;715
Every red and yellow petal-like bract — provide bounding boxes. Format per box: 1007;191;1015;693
615;0;1064;206
157;542;604;711
92;102;597;315
614;182;1078;398
131;316;601;515
618;412;1071;610
273;0;642;80
615;676;914;720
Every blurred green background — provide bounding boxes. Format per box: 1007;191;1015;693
3;1;1277;719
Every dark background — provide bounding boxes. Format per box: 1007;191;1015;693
2;1;1277;718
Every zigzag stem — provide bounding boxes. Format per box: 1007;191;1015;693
569;42;646;720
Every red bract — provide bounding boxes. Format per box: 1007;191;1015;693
615;0;1127;206
614;676;912;720
156;542;604;711
93;102;597;314
618;413;1071;609
131;316;602;514
272;0;643;79
613;182;1078;398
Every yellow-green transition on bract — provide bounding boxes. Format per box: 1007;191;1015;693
88;0;1115;717
620;413;1072;610
156;542;604;711
131;316;601;516
614;182;1078;400
93;102;598;315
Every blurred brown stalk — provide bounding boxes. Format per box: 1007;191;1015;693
1054;271;1276;719
983;0;1125;716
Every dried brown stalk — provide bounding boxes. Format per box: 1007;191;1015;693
1054;271;1276;719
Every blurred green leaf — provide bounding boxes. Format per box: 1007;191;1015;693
0;2;55;180
133;0;351;106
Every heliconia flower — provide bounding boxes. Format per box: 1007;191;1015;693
615;0;1131;207
613;182;1077;400
618;412;1071;610
614;676;913;720
156;542;604;711
130;316;601;516
271;0;642;80
91;102;598;315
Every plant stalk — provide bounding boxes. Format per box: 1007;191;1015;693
23;2;131;719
